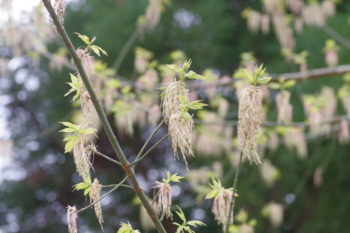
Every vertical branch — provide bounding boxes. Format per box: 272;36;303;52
41;1;167;232
224;151;243;233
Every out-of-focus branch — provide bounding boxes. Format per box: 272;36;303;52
322;24;350;49
187;64;350;90
113;30;138;73
194;114;350;128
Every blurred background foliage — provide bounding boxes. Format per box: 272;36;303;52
1;0;350;233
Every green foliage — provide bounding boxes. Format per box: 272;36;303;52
75;32;107;57
117;223;139;233
173;207;206;233
166;59;205;81
162;171;184;184
60;122;95;153
64;73;82;102
234;65;271;85
205;178;235;199
269;79;296;90
179;96;207;113
73;179;92;196
324;39;339;52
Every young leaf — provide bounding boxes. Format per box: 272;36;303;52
176;207;187;222
257;76;271;84
185;71;204;80
75;32;91;45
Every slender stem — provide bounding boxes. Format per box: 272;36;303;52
77;177;128;213
93;149;122;166
322;24;350;50
113;30;138;72
131;133;169;167
224;151;243;233
102;184;133;189
135;119;165;161
42;1;167;232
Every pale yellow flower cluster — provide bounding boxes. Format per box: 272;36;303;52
238;86;263;164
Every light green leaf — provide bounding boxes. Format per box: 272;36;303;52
205;189;219;199
257;76;271;84
79;128;96;135
75;32;90;45
185;71;204;80
166;64;182;73
64;138;77;153
269;83;280;89
91;45;100;56
60;121;78;129
170;174;184;183
283;80;296;89
187;220;206;227
176;207;186;222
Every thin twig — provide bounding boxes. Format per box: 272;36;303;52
224;151;243;233
102;183;133;189
41;1;167;232
77;176;128;213
322;24;350;50
131;133;169;167
194;114;350;128
113;30;138;72
93;149;122;166
135;119;165;162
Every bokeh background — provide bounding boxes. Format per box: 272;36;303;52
1;0;350;232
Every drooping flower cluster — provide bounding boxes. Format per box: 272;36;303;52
324;39;339;67
206;178;234;226
54;0;67;24
262;202;284;228
161;60;206;164
90;179;103;230
269;79;296;123
161;81;189;120
236;66;270;165
283;127;307;158
154;181;172;220
153;172;183;220
276;90;292;123
73;139;92;182
168;112;194;161
194;111;232;157
303;87;337;135
338;119;350;144
238;86;264;164
67;205;78;233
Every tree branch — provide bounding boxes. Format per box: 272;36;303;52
77;176;128;214
92;149;122;166
131;133;169;167
41;1;167;232
135;119;165;162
